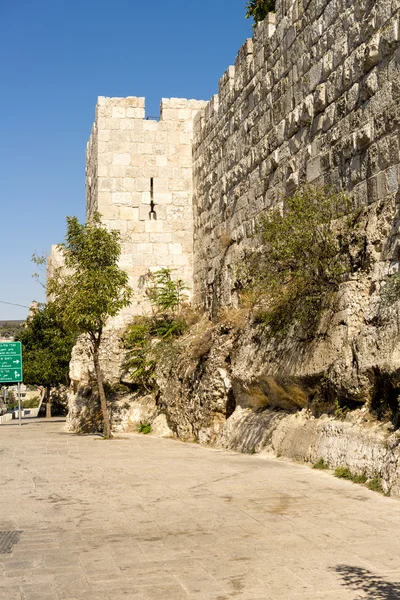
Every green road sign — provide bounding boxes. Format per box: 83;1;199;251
0;342;23;383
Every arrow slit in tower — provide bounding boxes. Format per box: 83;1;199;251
149;178;157;220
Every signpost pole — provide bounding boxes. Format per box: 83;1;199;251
18;382;22;426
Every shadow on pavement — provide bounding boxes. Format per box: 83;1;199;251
1;418;66;426
333;565;400;599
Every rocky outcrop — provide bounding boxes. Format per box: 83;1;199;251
66;197;400;493
217;407;400;496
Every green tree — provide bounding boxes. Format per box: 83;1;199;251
245;0;275;27
48;213;132;438
15;303;76;417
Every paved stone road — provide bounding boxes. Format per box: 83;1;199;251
1;418;400;600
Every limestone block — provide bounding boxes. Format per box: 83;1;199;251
347;83;360;111
139;205;151;220
151;413;174;438
98;129;111;142
150;233;173;243
153;178;168;193
173;193;190;206
126;107;145;119
118;254;132;268
286;171;299;194
177;109;191;120
107;219;127;234
161;108;178;121
145;220;164;233
143;119;158;131
137;243;153;254
130;192;143;207
172;254;189;266
156;155;168;167
142;192;151;205
121;178;136;192
152;243;169;255
119;207;139;220
314;84;327;113
169;243;183;255
387;166;399;193
112;192;132;206
97;165;108;177
356;123;373;150
113;153;131;166
308;60;323;92
135;178;150;192
180;132;191;145
364;33;381;72
131;233;150;243
362;70;379;99
120;119;136;131
112;106;126;118
127;219;145;233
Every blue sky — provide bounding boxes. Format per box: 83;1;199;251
0;0;252;320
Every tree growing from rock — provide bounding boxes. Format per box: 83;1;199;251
245;0;275;27
15;302;76;417
48;213;132;438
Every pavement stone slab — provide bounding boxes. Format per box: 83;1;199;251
1;418;400;599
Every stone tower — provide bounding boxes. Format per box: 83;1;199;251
86;95;206;325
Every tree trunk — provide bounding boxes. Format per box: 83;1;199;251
46;386;52;418
93;342;112;439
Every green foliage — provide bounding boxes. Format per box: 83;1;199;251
15;302;76;389
48;213;132;336
383;272;400;305
334;467;367;485
335;400;351;419
7;396;41;411
0;321;23;340
333;466;388;494
245;0;275;27
334;466;354;480
245;185;353;336
146;268;187;314
124;269;187;390
137;422;152;434
313;458;329;470
366;476;385;494
123;318;156;391
352;473;368;485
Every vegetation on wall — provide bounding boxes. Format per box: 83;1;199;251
243;185;356;337
245;0;275;27
123;269;188;391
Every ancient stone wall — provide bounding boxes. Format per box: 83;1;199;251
192;0;400;311
86;96;207;324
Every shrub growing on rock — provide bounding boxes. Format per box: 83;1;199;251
245;185;355;337
245;0;275;27
124;269;188;390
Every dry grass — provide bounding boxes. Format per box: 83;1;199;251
220;231;233;251
218;306;249;330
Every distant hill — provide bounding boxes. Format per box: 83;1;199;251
0;320;24;340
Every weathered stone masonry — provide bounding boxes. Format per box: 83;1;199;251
83;0;400;320
86;96;206;323
192;0;400;310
